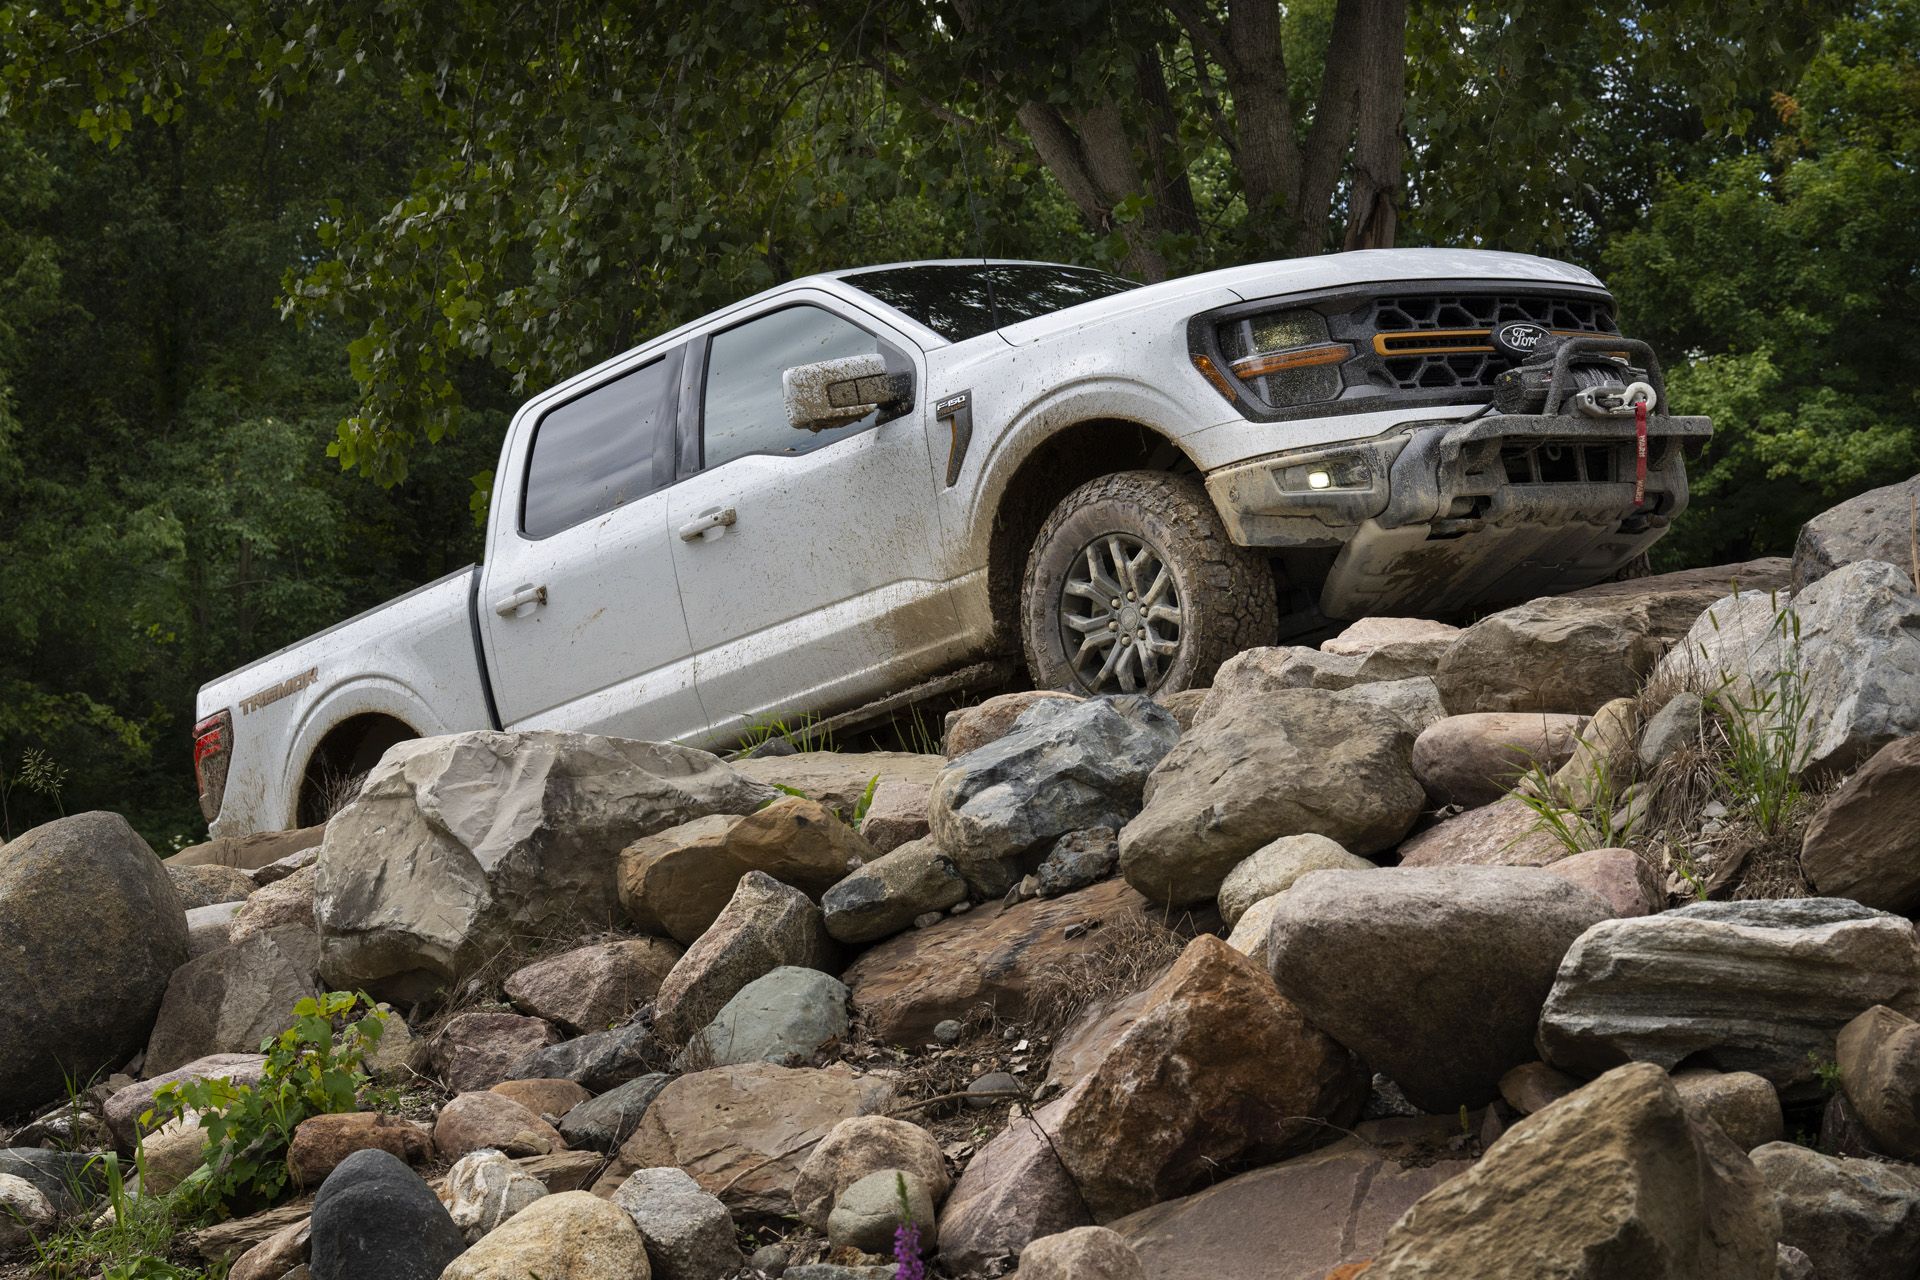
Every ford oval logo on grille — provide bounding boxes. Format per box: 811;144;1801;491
1492;321;1553;362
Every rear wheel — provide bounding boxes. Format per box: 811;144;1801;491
1020;470;1279;696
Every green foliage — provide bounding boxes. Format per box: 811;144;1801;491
1808;1051;1844;1093
28;1151;217;1280
850;774;882;829
145;992;386;1217
735;713;837;757
1700;600;1809;835
1509;755;1638;857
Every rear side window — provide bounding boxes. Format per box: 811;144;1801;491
702;305;884;470
522;350;681;538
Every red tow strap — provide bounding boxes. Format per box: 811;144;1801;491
1634;398;1649;508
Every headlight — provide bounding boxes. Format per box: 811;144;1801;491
1210;308;1353;408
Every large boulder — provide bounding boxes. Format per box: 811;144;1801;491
1119;689;1422;906
1801;736;1920;911
142;924;321;1076
1753;1141;1920;1280
1395;795;1569;869
733;750;945;817
1435;597;1664;715
1265;866;1613;1111
430;1011;564;1093
1836;1004;1920;1159
1365;1063;1780;1278
1046;935;1366;1220
651;871;835;1044
0;812;188;1113
619;796;873;944
1538;899;1920;1098
1792;474;1920;587
309;1148;466;1280
1561;557;1793;641
1411;712;1589;808
504;939;683;1035
820;837;968;945
165;822;326;872
936;1103;1091;1274
610;1166;744;1280
1655;560;1920;777
440;1189;648;1280
690;966;850;1067
930;696;1180;896
314;731;773;1001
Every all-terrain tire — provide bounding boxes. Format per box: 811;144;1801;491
1020;470;1280;696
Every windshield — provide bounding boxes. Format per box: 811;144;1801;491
844;263;1141;342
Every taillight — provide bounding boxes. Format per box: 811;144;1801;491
193;710;232;824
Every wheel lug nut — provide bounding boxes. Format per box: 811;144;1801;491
1127;592;1136;601
1137;628;1146;638
1110;598;1121;608
1107;621;1117;631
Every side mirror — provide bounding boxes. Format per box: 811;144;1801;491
782;353;910;432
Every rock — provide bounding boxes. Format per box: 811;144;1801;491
733;751;946;817
1267;866;1613;1110
1539;899;1920;1098
936;1105;1091;1274
611;1166;745;1280
933;1019;963;1045
315;730;773;1002
1540;847;1662;917
1410;712;1588;808
828;1167;933;1252
287;1112;432;1189
597;1063;894;1218
445;1148;548;1243
1120;689;1422;906
1330;676;1450;736
1563;558;1795;640
491;1077;593;1121
843;880;1152;1044
1048;935;1365;1219
1753;1140;1920;1280
1216;834;1370;928
857;780;932;855
1837;1003;1920;1158
433;1090;564;1161
431;1011;563;1093
1367;1063;1780;1279
1639;691;1706;770
166;823;326;872
620;797;874;945
138;1113;212;1195
793;1115;951;1232
0;1149;104;1213
691;966;849;1068
1792;473;1920;587
931;696;1180;896
945;692;1082;756
361;1002;423;1083
820;837;967;945
143;924;321;1077
0;812;189;1113
106;1052;266;1149
1546;696;1640;809
1802;736;1920;911
1222;893;1287;969
652;871;836;1043
309;1148;465;1280
505;939;683;1036
186;901;244;958
1821;1090;1884;1159
1018;1226;1146;1280
747;1244;789;1274
1777;1243;1816;1280
251;844;321;887
1152;688;1208;732
167;863;257;909
1395;795;1570;868
1435;596;1665;715
1655;560;1920;777
558;1073;674;1152
1191;643;1449;720
968;1070;1020;1108
229;864;319;944
784;1268;893;1280
440;1189;648;1280
228;1217;311;1280
1109;1128;1475;1280
1035;827;1120;897
1498;1061;1580;1115
0;1172;54;1259
1323;616;1462;656
507;1018;658;1093
1670;1069;1784;1150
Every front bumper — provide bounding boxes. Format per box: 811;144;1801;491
1205;411;1712;618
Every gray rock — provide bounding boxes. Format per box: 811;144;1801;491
1655;560;1920;777
747;1244;790;1275
1266;866;1613;1111
0;1148;107;1213
937;1106;1091;1273
1435;596;1665;715
1776;1244;1815;1280
508;1019;658;1094
1639;692;1706;770
932;1020;963;1045
945;692;1083;756
443;1148;547;1243
652;871;836;1043
558;1072;674;1152
1216;834;1369;928
309;1148;465;1280
783;1267;896;1280
793;1114;951;1233
185;901;244;959
1120;689;1423;906
0;812;188;1114
1035;828;1120;897
228;863;319;945
1801;735;1920;912
1193;641;1450;714
1753;1141;1920;1280
251;843;321;887
1670;1069;1784;1150
1329;676;1450;736
143;924;321;1077
821;837;967;945
967;1071;1020;1109
1538;898;1920;1098
0;1172;53;1260
612;1166;745;1280
315;730;774;1002
930;697;1180;896
166;863;256;909
692;967;849;1067
856;779;932;855
828;1168;933;1253
1017;1227;1144;1280
1792;473;1920;587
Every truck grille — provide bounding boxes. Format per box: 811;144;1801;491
1366;293;1618;392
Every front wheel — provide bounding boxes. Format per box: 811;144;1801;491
1020;470;1279;697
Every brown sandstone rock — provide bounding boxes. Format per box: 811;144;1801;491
430;1012;563;1093
1540;847;1662;917
1801;736;1920;911
936;1102;1091;1274
227;864;319;944
650;871;836;1044
1837;1003;1920;1159
1411;712;1588;808
491;1078;593;1122
504;939;682;1035
433;1090;564;1162
856;779;932;854
166;823;326;872
1395;796;1567;868
287;1111;432;1188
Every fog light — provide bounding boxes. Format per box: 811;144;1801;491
1307;470;1332;490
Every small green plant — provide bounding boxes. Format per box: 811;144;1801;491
1509;754;1637;856
0;746;70;839
1703;601;1808;836
28;1152;214;1280
734;712;836;755
1808;1051;1843;1094
1670;846;1712;901
849;773;881;827
145;992;386;1216
891;703;943;756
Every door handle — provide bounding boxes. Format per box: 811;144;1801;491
678;506;738;542
493;583;548;617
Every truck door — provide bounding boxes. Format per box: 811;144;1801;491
479;344;707;741
666;293;964;743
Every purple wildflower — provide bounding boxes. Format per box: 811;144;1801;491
893;1222;925;1280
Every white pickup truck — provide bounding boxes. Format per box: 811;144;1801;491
193;249;1708;835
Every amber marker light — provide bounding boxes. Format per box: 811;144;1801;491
1228;341;1354;379
1190;352;1238;402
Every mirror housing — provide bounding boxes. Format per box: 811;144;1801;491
783;353;911;432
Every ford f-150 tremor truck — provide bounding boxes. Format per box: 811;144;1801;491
193;248;1708;835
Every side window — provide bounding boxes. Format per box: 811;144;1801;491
702;305;883;470
521;350;680;538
